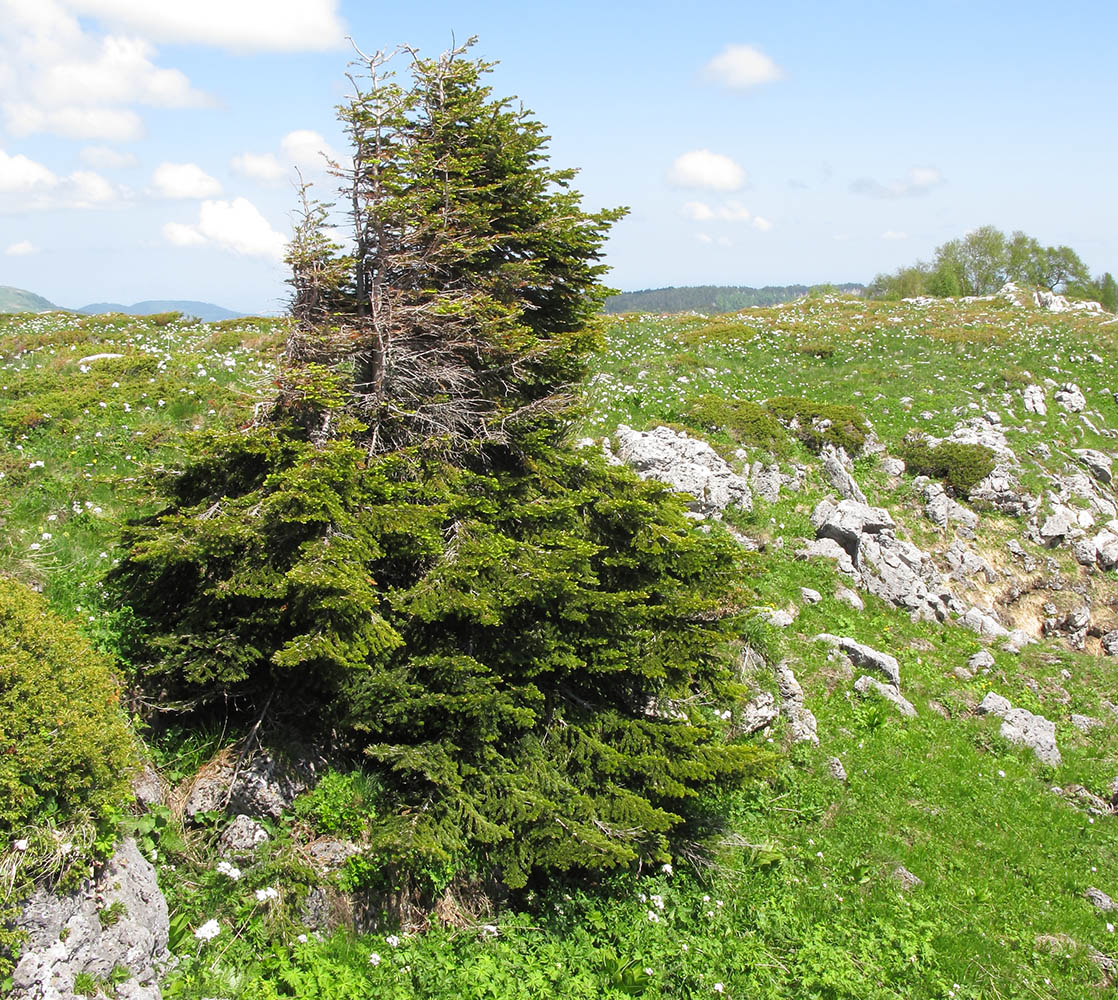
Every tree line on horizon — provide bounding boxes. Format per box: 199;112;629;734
603;283;865;314
867;225;1118;309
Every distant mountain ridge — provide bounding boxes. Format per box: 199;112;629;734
74;300;247;322
604;283;865;314
0;286;247;321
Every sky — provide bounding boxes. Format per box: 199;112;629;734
1;0;1116;314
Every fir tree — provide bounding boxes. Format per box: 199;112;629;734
113;40;765;889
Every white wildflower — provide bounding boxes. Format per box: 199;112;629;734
254;887;279;902
386;934;401;948
194;919;221;941
369;952;382;966
215;861;242;880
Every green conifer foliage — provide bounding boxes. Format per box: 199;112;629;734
113;41;765;886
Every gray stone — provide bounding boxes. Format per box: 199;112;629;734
923;482;979;537
881;457;906;476
612;425;753;517
1055;383;1086;412
1001;629;1035;654
811;498;895;558
835;587;864;611
1074;449;1113;485
1073;539;1099;566
183;748;322;821
799;587;822;605
827;756;847;782
1023;384;1047;416
1086;887;1117;912
219;814;269;856
970;464;1037;518
798;537;856;576
960;606;1010;640
854;675;917;717
813;634;901;688
968;650;996;672
749;462;782;503
976;691;1013;717
776;661;818;745
131;764;165;810
305;838;363;875
1002;709;1061;766
944;540;996;583
1040;507;1078;546
1071;714;1104;733
12;839;169;1000
1101;630;1118;656
758;607;797;628
821;444;867;505
892;865;924;890
1094;530;1118;570
739;691;779;734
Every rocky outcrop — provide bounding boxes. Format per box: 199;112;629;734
976;692;1060;766
970;464;1037;517
805;498;954;621
821;444;867;504
12;839;169;1000
920;480;978;537
854;675;917;717
1054;383;1086;413
813;634;901;688
611;425;753;517
1074;449;1113;485
183;746;325;822
1023;384;1047;416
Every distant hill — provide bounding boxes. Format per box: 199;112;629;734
603;283;864;314
0;285;59;313
75;300;246;322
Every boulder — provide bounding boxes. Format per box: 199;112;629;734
944;540;996;583
1074;449;1113;485
1085;887;1117;912
813;634;901;688
739;691;779;735
1070;714;1103;733
821;444;867;505
835;586;864;611
1023;384;1047;416
811;498;894;558
969;464;1037;518
827;757;847;782
749;462;782;503
975;692;1060;765
922;481;979;538
12;839;169;1000
183;747;324;821
799;587;822;605
1101;630;1118;656
853;675;917;717
612;425;753;517
219;814;269;856
1054;383;1086;413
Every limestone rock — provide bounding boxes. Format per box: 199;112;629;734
776;661;818;745
612;425;753;517
219;814;269;856
1094;530;1118;570
799;587;822;605
854;675;917;717
1054;383;1086;413
827;756;847;782
892;865;923;890
960;606;1010;640
968;650;995;672
1070;714;1103;733
749;462;782;503
922;481;978;538
811;498;894;557
975;692;1060;765
183;747;323;821
1074;449;1113;485
1023;384;1047;416
1101;630;1118;656
944;540;996;583
12;839;169;1000
1086;887;1117;912
813;634;901;688
835;586;864;611
970;464;1037;518
881;456;906;477
821;444;867;505
739;691;779;735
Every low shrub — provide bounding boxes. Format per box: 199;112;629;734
683;395;789;453
898;438;996;497
0;577;136;836
764;397;870;454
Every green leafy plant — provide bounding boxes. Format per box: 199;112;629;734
899;438;996;497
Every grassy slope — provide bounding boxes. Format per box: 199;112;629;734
0;298;1115;999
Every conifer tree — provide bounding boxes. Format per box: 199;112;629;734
113;40;764;890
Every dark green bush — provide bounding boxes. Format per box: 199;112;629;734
683;395;789;453
764;397;870;454
0;577;136;835
898;439;996;497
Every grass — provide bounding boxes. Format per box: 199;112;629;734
2;297;1117;998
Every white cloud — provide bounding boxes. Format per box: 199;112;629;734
0;150;124;211
61;0;347;51
151;162;222;199
0;150;58;192
668;150;747;192
162;197;287;260
682;199;753;222
881;230;908;240
231;152;288;183
81;145;138;168
0;0;207;140
851;166;943;199
695;233;713;245
281;130;343;171
5;240;39;256
752;216;773;232
703;44;784;90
